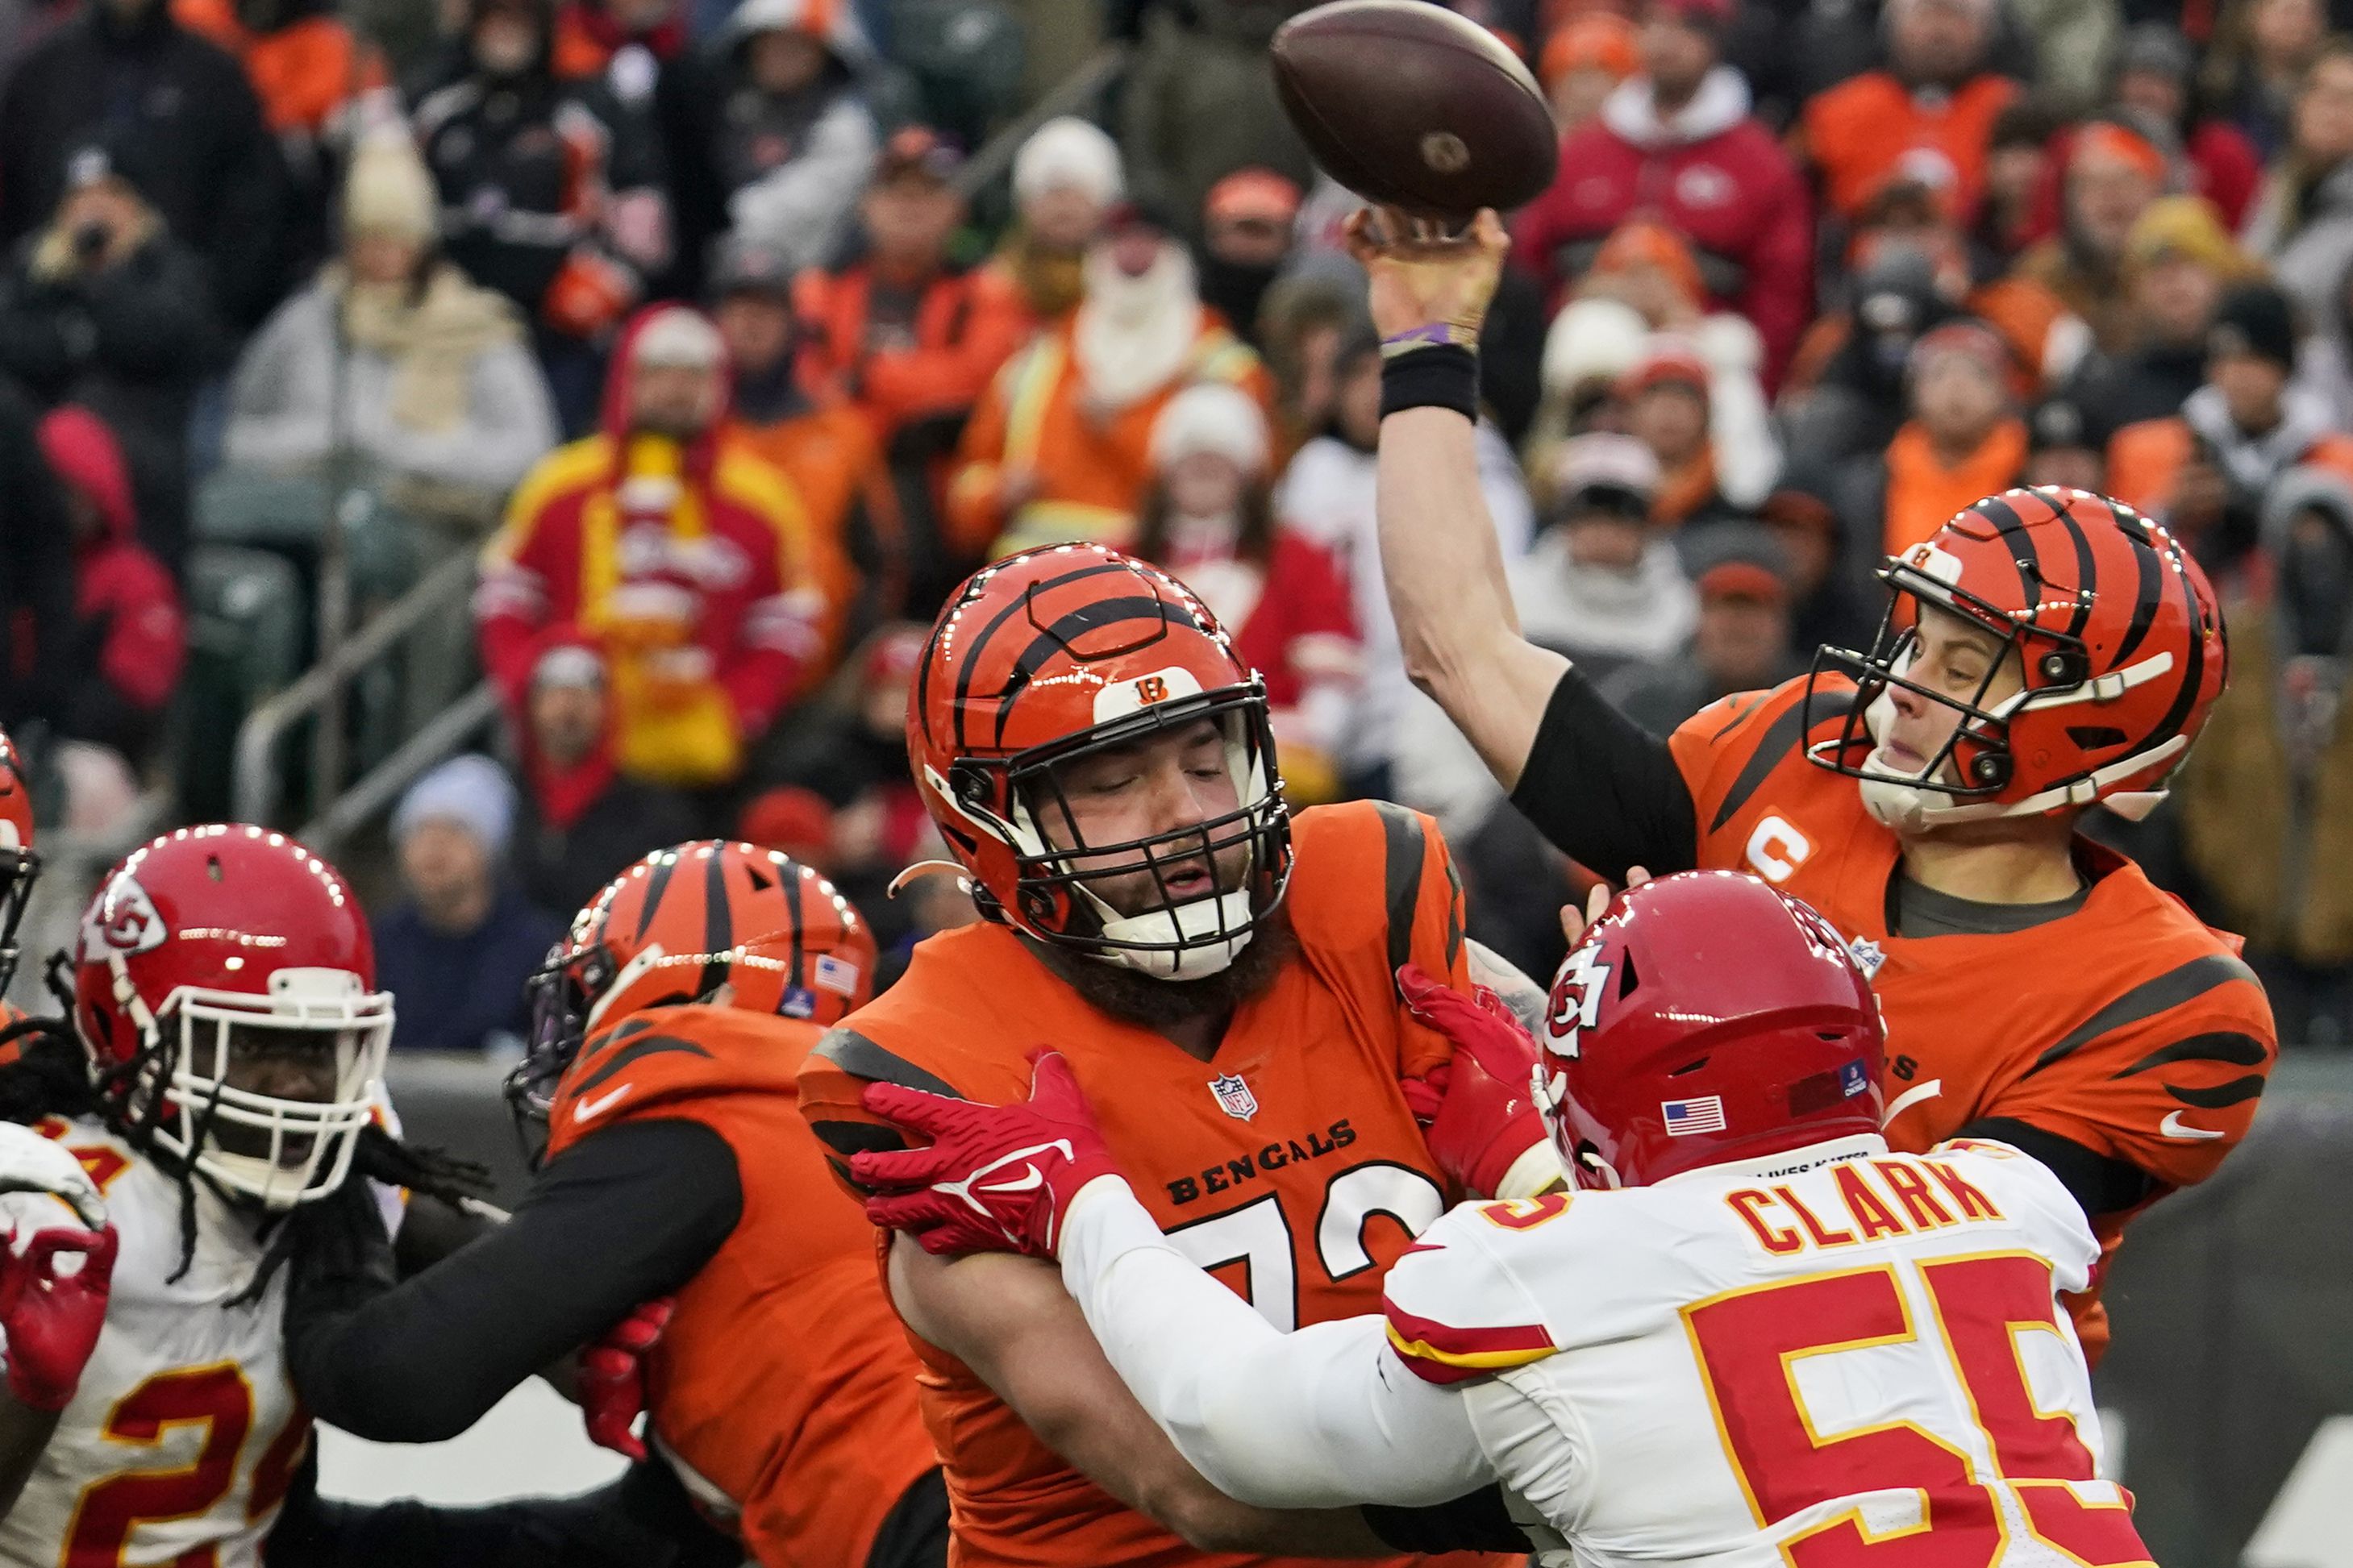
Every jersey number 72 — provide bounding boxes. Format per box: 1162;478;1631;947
1683;1253;2151;1567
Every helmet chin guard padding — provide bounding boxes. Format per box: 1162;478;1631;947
1801;487;2226;831
910;545;1293;981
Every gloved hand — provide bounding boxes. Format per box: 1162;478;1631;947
1397;962;1555;1200
0;1125;116;1416
577;1297;674;1462
853;1050;1126;1258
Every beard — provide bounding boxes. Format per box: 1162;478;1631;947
1035;901;1296;1034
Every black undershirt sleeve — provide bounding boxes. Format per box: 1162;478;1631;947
1506;666;1701;881
285;1119;744;1443
1363;1483;1528;1553
1955;1117;2157;1221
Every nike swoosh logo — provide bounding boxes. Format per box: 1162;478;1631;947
1884;1079;1943;1122
977;1167;1045;1196
2160;1110;2226;1142
573;1083;635;1124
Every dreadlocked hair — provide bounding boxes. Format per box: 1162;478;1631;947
226;1123;493;1308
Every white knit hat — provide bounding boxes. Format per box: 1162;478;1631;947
1541;296;1649;394
392;754;517;858
1151;383;1270;476
1013;117;1123;210
343;132;439;245
631;305;724;370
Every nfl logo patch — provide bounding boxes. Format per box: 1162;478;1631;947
1847;936;1887;979
1208;1073;1258;1121
1662;1096;1727;1136
813;954;861;996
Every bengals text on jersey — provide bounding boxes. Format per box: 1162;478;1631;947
799;800;1508;1568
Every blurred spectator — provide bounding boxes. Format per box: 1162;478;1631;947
224;134;559;516
171;0;395;272
1618;337;1763;526
1580;224;1780;505
1524;294;1650;481
1758;472;1879;654
552;0;680;77
2299;250;2353;428
1118;0;1314;237
1836;319;2026;559
2176;465;2353;1046
0;0;287;326
376;754;564;1054
1256;270;1367;459
0;143;228;570
1780;244;1957;469
2023;391;2109;490
0;381;73;730
476;305;830;790
1800;0;2019;220
2245;40;2353;332
1538;11;1639;135
1603;522;1801;734
793;127;1029;446
2013;117;2172;354
1197;168;1300;350
2009;0;2119;109
2110;23;2263;227
1278;328;1534;799
2200;0;2326;160
714;235;877;628
2068;195;2255;429
36;406;183;771
414;0;670;426
510;628;699;917
666;0;878;286
1136;383;1359;803
1972;98;2067;266
1512;0;1814;385
1510;432;1697;680
989;115;1121;324
2108;281;2353;570
947;203;1272;559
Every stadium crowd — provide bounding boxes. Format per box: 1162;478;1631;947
0;0;2343;1045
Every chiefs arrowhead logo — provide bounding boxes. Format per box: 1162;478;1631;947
79;876;165;961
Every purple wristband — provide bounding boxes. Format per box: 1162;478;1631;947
1381;322;1480;358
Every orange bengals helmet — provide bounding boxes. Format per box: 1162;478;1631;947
910;544;1291;979
1802;487;2227;831
505;840;876;1152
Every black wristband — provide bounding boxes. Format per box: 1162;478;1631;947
1380;344;1478;420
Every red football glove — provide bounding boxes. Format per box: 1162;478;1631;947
853;1050;1125;1258
577;1297;673;1462
1397;962;1552;1200
0;1225;118;1412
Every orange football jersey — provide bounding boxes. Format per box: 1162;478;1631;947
546;1004;937;1568
1666;675;2277;1354
799;801;1504;1568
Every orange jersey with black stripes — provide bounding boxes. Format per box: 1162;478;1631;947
798;801;1506;1568
1664;675;2276;1355
546;1005;935;1568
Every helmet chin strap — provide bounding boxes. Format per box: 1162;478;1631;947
1081;888;1257;979
1855;682;2191;831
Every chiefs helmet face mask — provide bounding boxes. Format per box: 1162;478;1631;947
1531;871;1885;1190
0;728;38;996
506;840;876;1162
1803;488;2227;834
73;826;394;1209
911;547;1292;981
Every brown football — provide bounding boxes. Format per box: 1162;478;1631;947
1272;0;1559;221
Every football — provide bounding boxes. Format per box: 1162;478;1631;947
1271;0;1559;221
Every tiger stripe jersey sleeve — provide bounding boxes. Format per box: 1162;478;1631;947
1052;1175;1497;1511
1983;948;2276;1192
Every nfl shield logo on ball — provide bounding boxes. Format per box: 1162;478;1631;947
1209;1074;1258;1121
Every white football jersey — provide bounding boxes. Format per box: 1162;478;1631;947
1381;1135;2141;1567
0;1117;306;1568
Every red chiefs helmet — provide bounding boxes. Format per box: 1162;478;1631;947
73;825;393;1208
910;545;1290;979
1803;487;2227;830
1535;871;1884;1189
507;840;876;1146
0;727;36;995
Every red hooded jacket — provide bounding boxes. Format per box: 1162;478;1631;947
37;407;185;724
475;306;827;787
